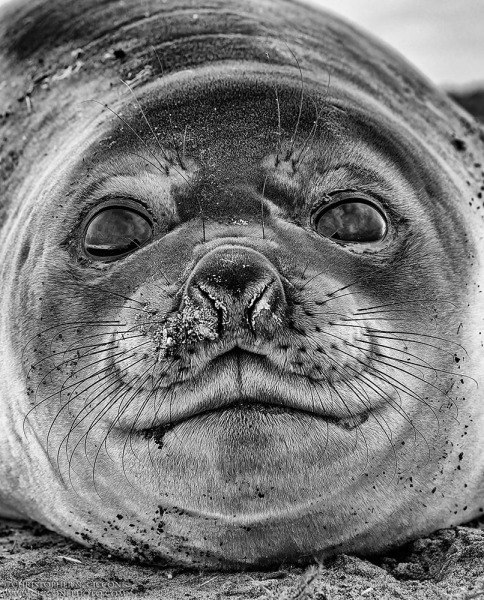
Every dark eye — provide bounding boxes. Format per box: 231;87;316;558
83;206;153;260
314;198;387;243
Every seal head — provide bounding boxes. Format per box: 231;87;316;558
0;0;483;567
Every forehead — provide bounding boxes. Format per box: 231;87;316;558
50;73;434;240
0;0;478;231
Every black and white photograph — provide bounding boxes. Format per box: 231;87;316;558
0;0;483;598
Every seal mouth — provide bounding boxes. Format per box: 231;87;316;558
109;341;380;434
138;400;371;441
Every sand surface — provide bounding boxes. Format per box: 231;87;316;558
1;518;484;600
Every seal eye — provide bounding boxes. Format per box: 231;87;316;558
83;207;153;260
314;199;387;243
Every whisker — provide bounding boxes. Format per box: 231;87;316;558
337;376;399;478
61;354;149;482
301;274;362;294
83;99;169;176
62;331;141;357
122;78;187;175
324;328;457;400
344;364;432;462
293;97;320;167
91;365;158;492
182;124;188;164
71;283;153;308
307;384;331;457
28;345;125;415
330;380;371;453
373;351;475;386
21;320;120;360
28;337;119;377
356;299;457;312
315;329;449;426
306;329;429;461
355;337;445;380
354;308;438;318
118;361;179;482
124;150;169;176
54;376;125;469
265;51;283;166
361;331;459;360
285;44;304;160
260;173;268;240
35;345;148;420
335;323;470;358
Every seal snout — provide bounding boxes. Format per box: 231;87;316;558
184;245;286;336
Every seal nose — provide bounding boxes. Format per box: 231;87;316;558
184;246;286;335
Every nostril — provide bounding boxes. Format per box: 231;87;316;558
246;280;279;331
197;284;227;336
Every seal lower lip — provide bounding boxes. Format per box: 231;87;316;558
140;400;370;440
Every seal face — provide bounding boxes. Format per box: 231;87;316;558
1;0;483;568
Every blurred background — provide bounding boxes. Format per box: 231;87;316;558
1;0;483;90
311;0;484;90
311;0;484;120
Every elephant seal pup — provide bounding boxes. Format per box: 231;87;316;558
0;0;483;568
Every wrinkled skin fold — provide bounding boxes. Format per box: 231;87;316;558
0;0;483;568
